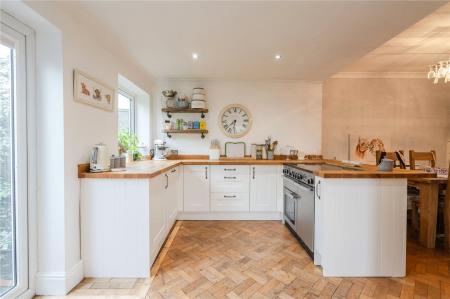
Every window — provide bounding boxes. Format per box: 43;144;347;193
0;12;31;299
118;90;135;133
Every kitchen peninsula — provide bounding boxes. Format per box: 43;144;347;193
78;158;434;278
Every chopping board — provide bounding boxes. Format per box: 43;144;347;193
225;142;246;158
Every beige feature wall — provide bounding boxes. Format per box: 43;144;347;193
322;78;450;167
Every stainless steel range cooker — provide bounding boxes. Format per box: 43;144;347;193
282;164;316;258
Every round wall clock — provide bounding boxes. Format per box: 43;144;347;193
218;104;252;138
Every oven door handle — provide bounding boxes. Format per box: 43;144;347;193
297;184;314;192
285;188;300;200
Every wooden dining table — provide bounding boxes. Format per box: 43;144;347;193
408;177;448;248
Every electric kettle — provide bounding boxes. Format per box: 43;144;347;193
90;143;110;172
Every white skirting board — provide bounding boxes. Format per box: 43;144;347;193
35;260;83;295
178;212;283;221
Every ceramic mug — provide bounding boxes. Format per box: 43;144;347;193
378;158;394;171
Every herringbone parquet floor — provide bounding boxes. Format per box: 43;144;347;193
147;221;450;299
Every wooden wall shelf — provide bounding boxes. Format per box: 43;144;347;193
163;129;208;139
162;108;208;118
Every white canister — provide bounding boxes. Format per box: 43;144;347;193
191;99;206;109
193;87;206;95
191;93;206;101
209;148;220;160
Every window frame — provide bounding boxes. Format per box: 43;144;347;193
0;10;36;299
118;89;136;134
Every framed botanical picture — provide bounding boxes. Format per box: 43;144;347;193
73;69;115;112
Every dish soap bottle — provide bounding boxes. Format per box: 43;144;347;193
200;119;206;130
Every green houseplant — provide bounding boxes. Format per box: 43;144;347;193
118;131;142;161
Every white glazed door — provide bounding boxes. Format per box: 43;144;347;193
0;13;31;299
183;165;210;212
250;166;278;212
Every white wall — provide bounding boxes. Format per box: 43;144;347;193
5;1;155;295
153;79;323;156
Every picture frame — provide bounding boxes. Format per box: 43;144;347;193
73;69;115;112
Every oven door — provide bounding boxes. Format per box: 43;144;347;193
284;186;299;231
296;182;315;255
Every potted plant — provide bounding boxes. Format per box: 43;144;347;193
118;131;142;161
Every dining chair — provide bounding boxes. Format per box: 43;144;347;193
304;155;323;160
375;150;406;169
407;150;436;234
409;150;436;170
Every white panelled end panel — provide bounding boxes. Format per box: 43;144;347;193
317;178;407;277
81;179;150;277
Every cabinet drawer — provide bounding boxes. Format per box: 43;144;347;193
211;165;250;176
211;193;249;212
211;175;249;193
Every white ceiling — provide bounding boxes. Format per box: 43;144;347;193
57;1;446;80
337;2;450;75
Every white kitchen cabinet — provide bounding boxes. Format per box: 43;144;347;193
180;164;282;219
210;165;249;212
211;165;250;193
166;167;180;229
313;177;323;266
183;165;210;212
81;179;151;277
149;173;168;262
250;165;278;212
211;193;249;211
81;167;181;278
314;177;407;277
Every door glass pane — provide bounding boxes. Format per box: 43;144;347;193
118;93;131;133
0;43;16;295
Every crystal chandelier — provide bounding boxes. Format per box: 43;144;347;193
427;60;450;83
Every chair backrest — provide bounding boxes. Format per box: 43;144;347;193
409;150;436;170
305;155;323;160
375;150;406;169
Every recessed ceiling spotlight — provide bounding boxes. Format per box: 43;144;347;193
275;54;282;60
192;53;199;60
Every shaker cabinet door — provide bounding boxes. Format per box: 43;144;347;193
149;173;168;260
183;165;210;212
167;167;179;227
250;165;278;212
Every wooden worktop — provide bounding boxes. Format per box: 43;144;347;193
78;158;435;179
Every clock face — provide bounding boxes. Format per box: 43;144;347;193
219;104;252;138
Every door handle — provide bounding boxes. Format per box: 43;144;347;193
252;167;255;179
205;166;208;179
224;168;236;171
165;174;168;189
315;181;321;199
285;189;299;200
224;195;237;198
224;176;236;179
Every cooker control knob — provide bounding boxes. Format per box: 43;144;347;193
308;178;314;185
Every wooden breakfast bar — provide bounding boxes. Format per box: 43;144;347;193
408;177;448;248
